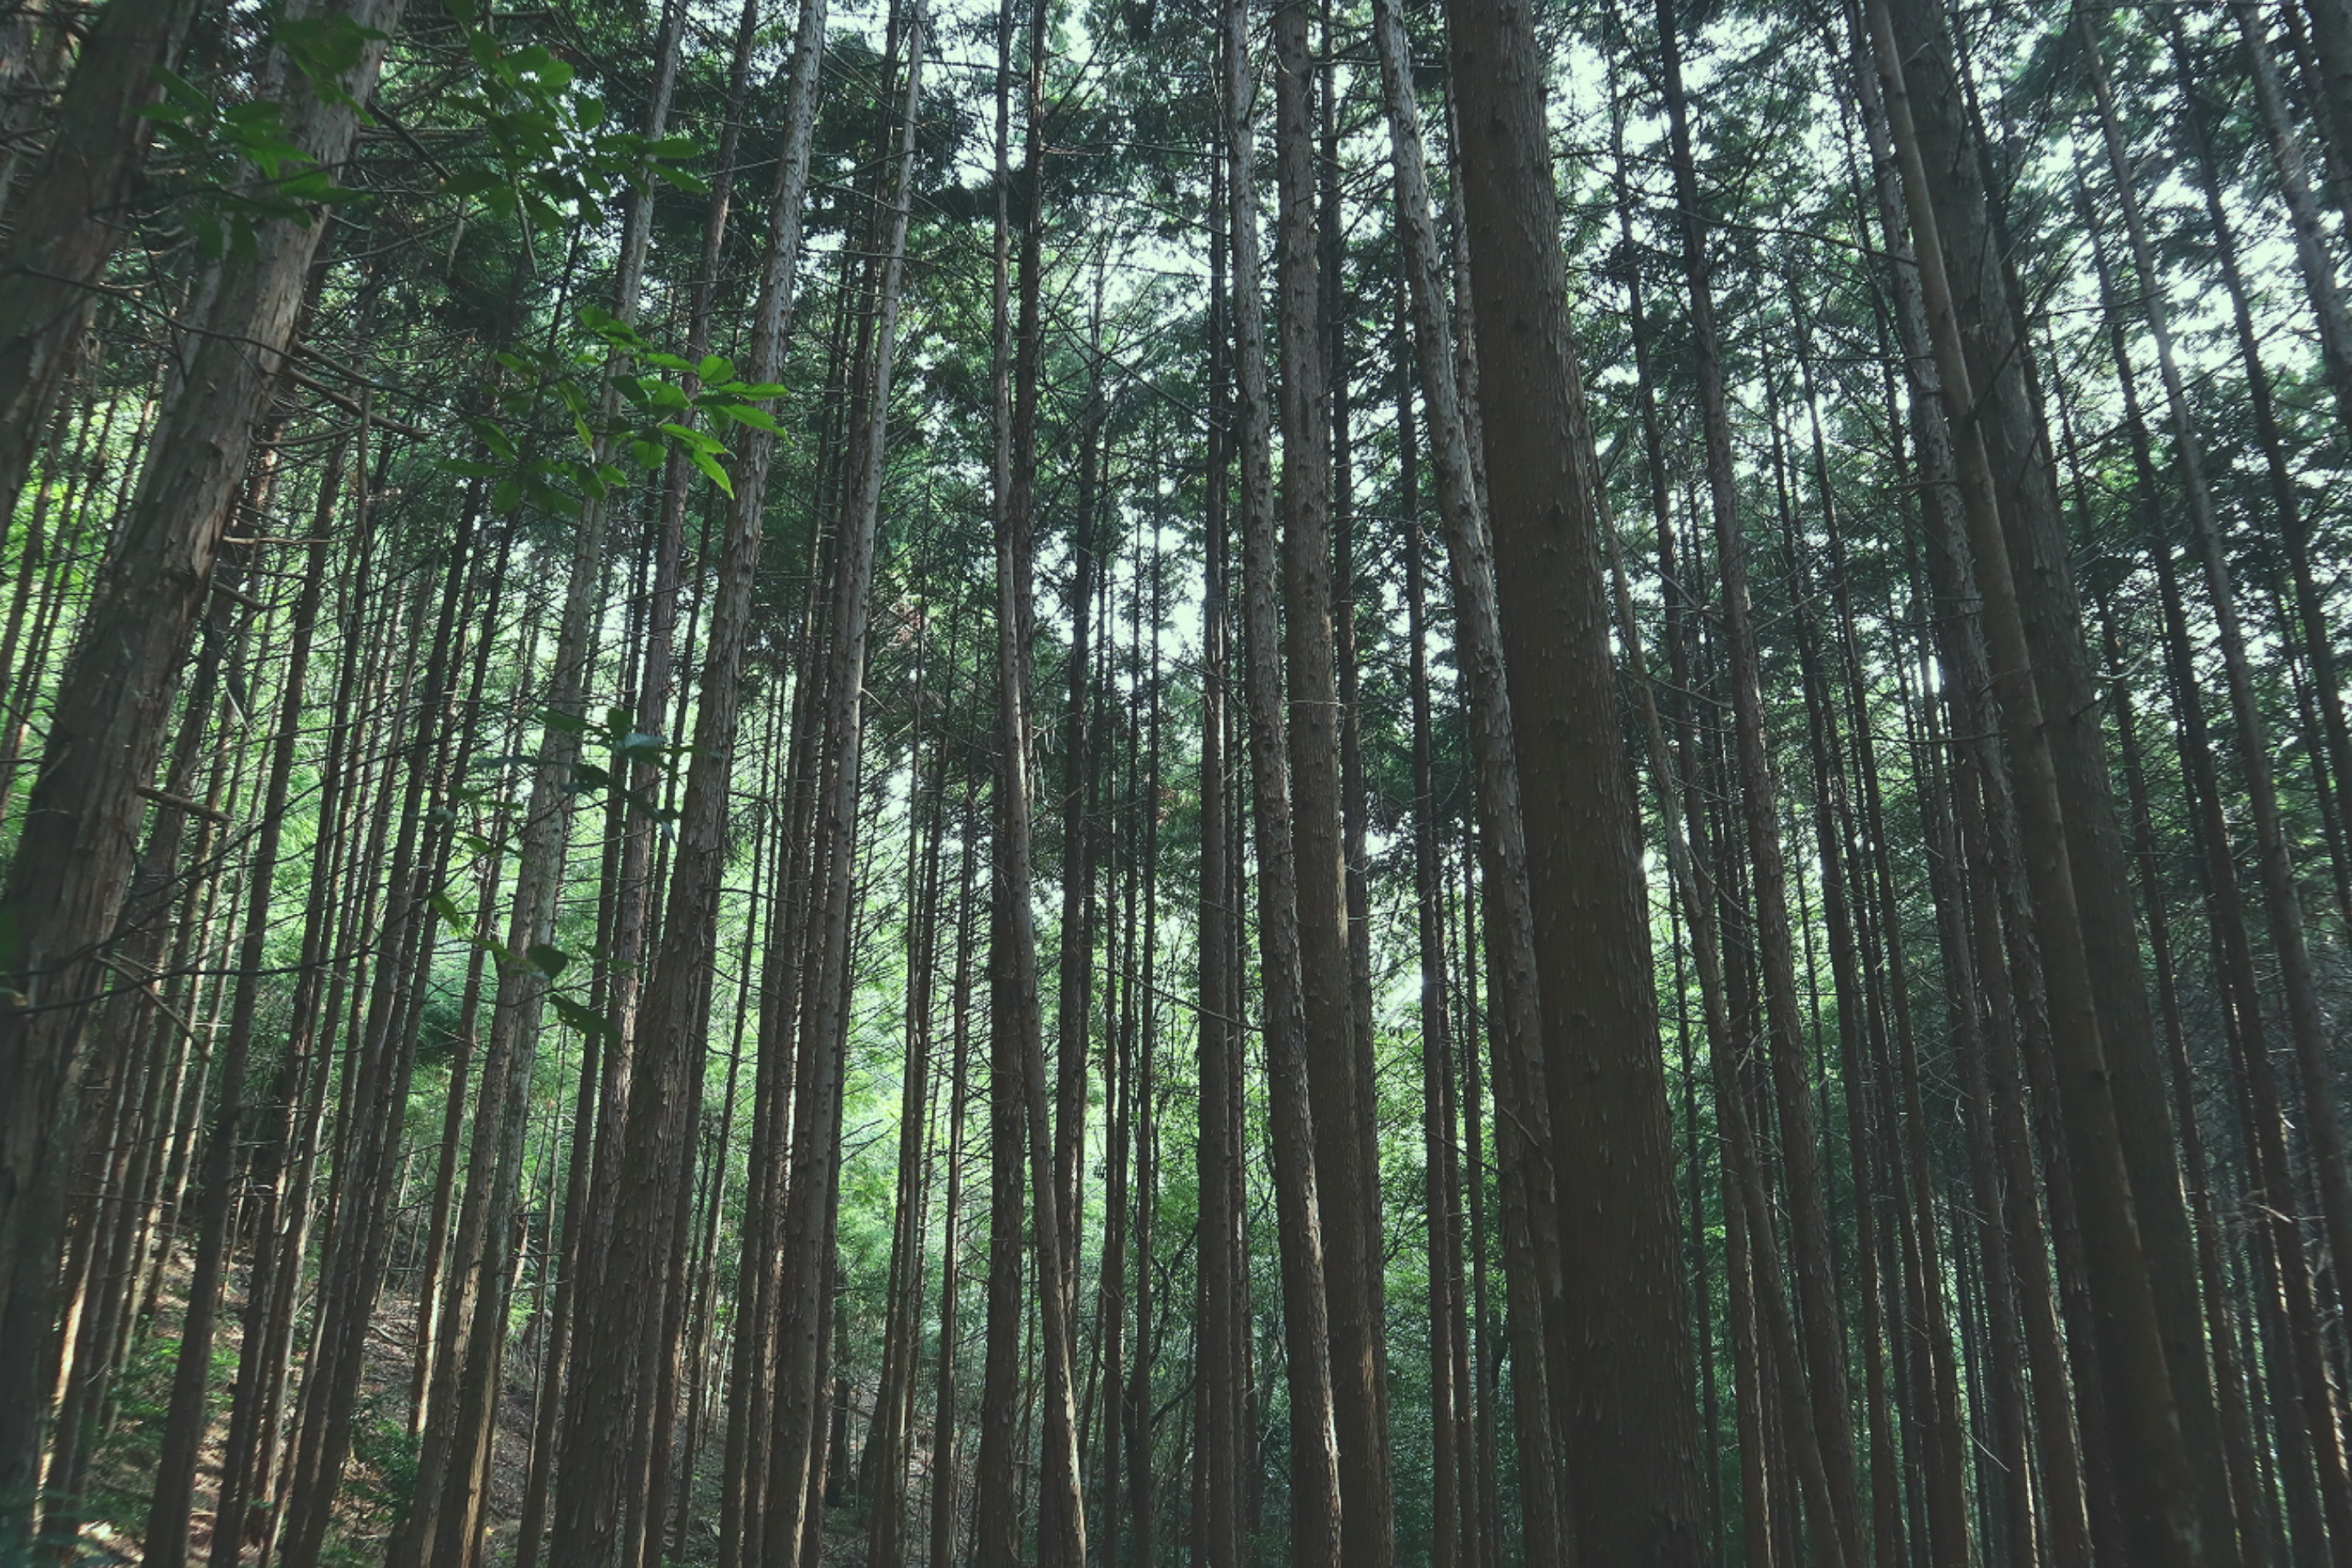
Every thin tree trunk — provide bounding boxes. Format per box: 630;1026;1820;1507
1224;1;1344;1559
1272;13;1390;1565
758;17;920;1561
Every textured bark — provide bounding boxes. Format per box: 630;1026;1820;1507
0;0;404;1541
758;24;919;1568
1441;0;1706;1558
0;0;199;527
868;617;948;1568
1224;1;1344;1559
971;2;1025;1554
2084;18;2352;1386
1403;437;1468;1568
143;481;337;1568
2077;189;2352;1564
1193;91;1245;1568
929;782;980;1568
1272;14;1390;1566
1370;6;1570;1558
995;0;1084;1547
1857;1;2205;1559
1652;12;1866;1558
1882;5;2239;1558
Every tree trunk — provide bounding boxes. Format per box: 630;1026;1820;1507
1856;2;2206;1559
757;16;922;1562
0;0;199;527
1224;0;1345;1558
1440;0;1707;1558
0;0;404;1540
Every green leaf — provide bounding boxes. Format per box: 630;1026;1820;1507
680;442;733;497
657;421;721;454
717;403;781;433
152;66;211;116
548;991;614;1039
526;943;570;979
472;418;519;461
541;707;592;735
698;355;736;385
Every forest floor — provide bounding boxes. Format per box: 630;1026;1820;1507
70;1261;503;1566
72;1251;880;1565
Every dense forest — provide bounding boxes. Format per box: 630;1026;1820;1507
9;0;2352;1559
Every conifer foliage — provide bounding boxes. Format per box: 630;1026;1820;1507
9;0;2352;1561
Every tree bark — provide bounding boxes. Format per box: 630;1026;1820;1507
0;0;404;1540
1441;0;1707;1558
1224;1;1346;1559
0;0;200;527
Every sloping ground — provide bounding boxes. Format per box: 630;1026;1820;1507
70;1267;473;1565
75;1256;890;1565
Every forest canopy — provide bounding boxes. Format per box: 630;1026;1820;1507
2;0;2350;1562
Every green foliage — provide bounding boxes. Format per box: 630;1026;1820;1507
435;0;704;232
139;2;385;259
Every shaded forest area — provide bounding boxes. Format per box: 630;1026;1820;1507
6;0;2352;1559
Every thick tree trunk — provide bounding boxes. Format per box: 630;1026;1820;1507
0;0;199;526
1440;0;1706;1558
0;1;404;1540
1856;2;2206;1559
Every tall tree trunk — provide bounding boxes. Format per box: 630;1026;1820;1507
1855;2;2205;1559
1650;12;1868;1558
143;481;340;1568
1880;4;2243;1556
1272;13;1391;1566
1224;0;1345;1559
0;0;199;526
1370;5;1573;1557
758;15;921;1561
1440;0;1707;1558
0;0;404;1540
1194;88;1246;1568
2082;17;2352;1373
972;0;1026;1552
